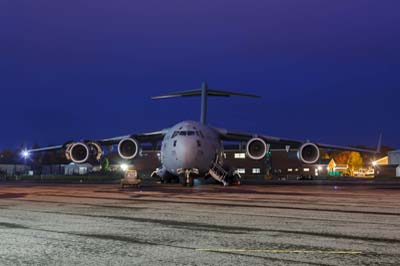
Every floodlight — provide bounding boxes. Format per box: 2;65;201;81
120;164;129;171
22;150;30;159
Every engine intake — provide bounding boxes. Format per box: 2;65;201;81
87;142;103;161
297;143;320;164
118;138;139;160
68;142;90;164
246;138;268;160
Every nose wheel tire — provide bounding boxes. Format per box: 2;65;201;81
188;176;194;187
179;174;195;187
179;175;187;186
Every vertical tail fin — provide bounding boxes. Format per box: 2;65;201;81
200;82;208;125
376;133;383;154
152;82;261;125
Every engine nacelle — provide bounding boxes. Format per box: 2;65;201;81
87;142;103;161
65;141;103;163
297;143;320;164
246;138;268;160
67;142;90;164
118;138;139;160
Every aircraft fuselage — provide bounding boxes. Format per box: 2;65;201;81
160;121;222;177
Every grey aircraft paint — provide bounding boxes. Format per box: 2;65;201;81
160;120;222;176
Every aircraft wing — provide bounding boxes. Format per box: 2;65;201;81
25;129;168;153
215;128;380;153
98;130;168;146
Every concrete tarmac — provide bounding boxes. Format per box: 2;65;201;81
0;181;399;265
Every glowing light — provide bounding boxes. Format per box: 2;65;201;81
372;161;377;166
22;150;30;159
120;164;129;171
318;166;322;171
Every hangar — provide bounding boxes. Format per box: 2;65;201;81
127;147;327;179
389;150;400;177
0;164;30;177
374;150;400;178
110;147;269;178
389;150;400;165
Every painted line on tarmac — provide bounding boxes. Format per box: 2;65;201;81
196;249;362;255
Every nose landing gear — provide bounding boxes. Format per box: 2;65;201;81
177;168;199;187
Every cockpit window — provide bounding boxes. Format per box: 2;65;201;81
172;131;179;138
198;131;205;138
174;131;199;137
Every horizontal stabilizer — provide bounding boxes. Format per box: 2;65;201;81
152;89;261;99
152;82;261;124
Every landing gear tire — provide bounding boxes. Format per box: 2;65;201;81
188;176;194;187
172;176;180;184
164;176;172;184
179;175;187;187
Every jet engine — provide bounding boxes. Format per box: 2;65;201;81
118;138;139;160
66;142;90;164
87;142;103;161
297;143;320;164
65;141;103;163
246;138;268;160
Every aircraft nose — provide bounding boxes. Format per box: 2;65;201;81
176;138;199;167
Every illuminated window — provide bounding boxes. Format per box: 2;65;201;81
234;153;246;159
288;168;293;172
304;168;310;172
252;168;261;174
237;168;246;174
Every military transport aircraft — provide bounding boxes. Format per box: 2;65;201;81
23;82;381;186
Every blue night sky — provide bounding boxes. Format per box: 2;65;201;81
0;0;399;149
